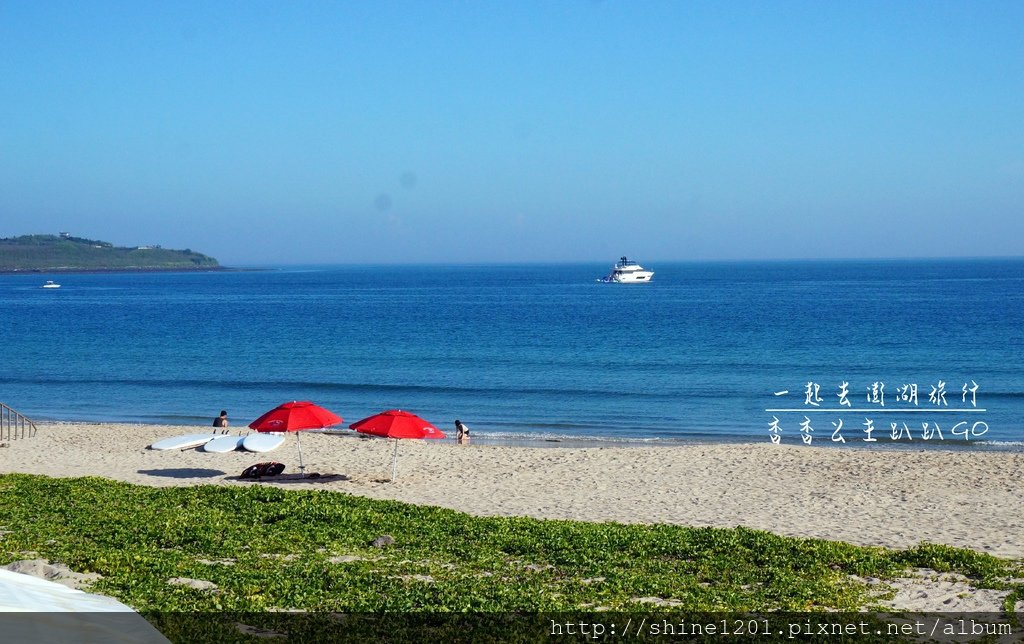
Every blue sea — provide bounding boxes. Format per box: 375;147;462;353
2;259;1022;449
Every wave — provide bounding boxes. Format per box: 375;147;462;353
0;375;712;401
976;440;1024;448
470;430;690;445
22;374;1022;402
974;391;1024;400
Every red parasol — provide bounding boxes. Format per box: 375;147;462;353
349;409;445;480
249;401;343;474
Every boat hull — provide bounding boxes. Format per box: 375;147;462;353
610;271;653;283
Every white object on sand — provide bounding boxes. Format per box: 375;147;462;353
242;433;285;453
149;433;217;451
0;568;169;642
202;434;245;453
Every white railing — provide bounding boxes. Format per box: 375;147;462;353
0;403;38;441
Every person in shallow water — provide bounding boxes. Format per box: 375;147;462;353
213;410;229;429
455;419;470;444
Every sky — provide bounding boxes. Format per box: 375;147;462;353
1;1;1023;265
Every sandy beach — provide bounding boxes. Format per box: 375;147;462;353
2;422;1021;560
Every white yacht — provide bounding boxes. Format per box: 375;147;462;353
598;257;654;283
41;280;61;289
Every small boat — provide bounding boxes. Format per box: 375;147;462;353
41;281;61;289
598;257;654;283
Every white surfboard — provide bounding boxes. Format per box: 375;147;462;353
150;433;217;451
242;433;285;453
202;434;246;453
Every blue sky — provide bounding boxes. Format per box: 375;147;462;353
2;1;1022;265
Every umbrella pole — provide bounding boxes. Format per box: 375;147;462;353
296;432;306;476
390;439;399;482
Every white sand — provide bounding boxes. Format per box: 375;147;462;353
2;423;1021;557
2;422;1021;611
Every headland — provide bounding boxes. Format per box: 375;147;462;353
0;233;220;272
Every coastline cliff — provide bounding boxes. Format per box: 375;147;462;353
0;234;220;272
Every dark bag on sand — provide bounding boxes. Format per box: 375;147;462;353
240;462;285;479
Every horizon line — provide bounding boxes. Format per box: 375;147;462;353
223;255;1024;269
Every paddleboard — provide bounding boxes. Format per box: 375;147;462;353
242;433;285;453
202;434;246;453
150;433;217;451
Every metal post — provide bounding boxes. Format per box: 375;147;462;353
0;403;37;441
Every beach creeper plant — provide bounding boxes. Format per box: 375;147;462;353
0;474;1020;641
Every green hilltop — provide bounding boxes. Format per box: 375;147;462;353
0;234;220;272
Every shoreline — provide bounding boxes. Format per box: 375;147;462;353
15;418;1024;452
1;422;1021;559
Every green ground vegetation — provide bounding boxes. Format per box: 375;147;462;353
0;474;1020;641
0;234;219;271
1;474;1020;611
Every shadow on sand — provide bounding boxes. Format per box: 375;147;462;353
137;468;227;479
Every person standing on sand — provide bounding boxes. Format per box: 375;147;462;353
455;419;470;444
213;410;229;429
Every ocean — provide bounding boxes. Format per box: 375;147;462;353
1;259;1022;449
